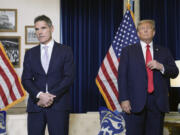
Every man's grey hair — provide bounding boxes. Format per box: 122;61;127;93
34;15;52;27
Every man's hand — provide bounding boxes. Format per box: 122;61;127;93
121;100;131;114
147;60;164;71
37;92;56;108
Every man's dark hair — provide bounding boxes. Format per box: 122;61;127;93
34;15;52;27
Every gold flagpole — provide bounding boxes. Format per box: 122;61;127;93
127;0;131;10
127;0;135;23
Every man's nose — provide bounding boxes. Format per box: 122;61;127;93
144;28;148;32
37;28;43;33
37;30;43;36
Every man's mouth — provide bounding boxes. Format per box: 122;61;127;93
39;36;44;38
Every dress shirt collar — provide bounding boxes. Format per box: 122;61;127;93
140;40;154;60
40;39;54;50
140;40;153;50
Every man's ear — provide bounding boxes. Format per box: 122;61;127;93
137;31;140;37
153;31;155;37
51;25;54;33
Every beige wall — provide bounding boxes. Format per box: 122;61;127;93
0;0;60;113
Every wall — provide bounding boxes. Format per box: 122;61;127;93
0;0;60;76
0;0;60;112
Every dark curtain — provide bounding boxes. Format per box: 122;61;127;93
140;0;180;60
140;0;180;111
60;0;123;113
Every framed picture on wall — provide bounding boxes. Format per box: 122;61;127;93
25;25;39;45
0;36;21;68
0;9;17;32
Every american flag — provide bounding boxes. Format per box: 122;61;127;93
0;42;26;111
95;10;139;111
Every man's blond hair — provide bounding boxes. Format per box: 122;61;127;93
137;20;155;31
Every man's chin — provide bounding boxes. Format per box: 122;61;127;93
39;40;46;44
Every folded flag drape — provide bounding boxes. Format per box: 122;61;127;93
98;107;126;135
0;111;6;134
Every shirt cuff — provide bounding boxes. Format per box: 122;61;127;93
160;64;165;74
36;91;43;98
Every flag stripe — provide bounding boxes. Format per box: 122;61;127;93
106;52;118;78
0;66;17;101
0;56;21;100
101;62;118;99
108;46;119;71
0;75;14;104
98;68;121;110
0;84;8;107
0;95;5;108
96;75;115;110
0;48;24;97
103;57;119;98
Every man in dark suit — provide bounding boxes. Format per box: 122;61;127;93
118;20;179;135
22;15;74;135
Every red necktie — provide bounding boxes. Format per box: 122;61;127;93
146;45;154;93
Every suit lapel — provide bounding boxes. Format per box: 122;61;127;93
153;45;160;87
47;42;59;74
153;45;160;81
153;45;160;60
135;44;146;68
33;45;46;74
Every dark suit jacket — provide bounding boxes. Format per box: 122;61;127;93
118;43;179;113
22;41;74;112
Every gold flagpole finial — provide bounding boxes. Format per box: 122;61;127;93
127;0;131;10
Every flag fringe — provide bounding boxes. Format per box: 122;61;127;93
1;94;26;111
95;79;113;111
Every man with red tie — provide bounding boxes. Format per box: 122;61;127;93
118;20;179;135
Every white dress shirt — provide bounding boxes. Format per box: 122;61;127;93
37;39;54;98
140;40;164;73
41;39;54;72
140;40;154;62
